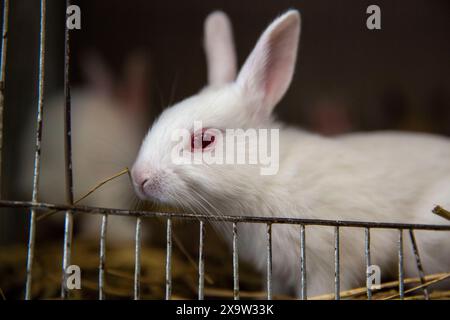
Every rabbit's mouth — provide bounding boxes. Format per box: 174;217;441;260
133;178;169;203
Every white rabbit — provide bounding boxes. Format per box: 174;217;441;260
19;52;150;244
131;10;450;297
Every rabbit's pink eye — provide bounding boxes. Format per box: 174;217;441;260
191;128;216;151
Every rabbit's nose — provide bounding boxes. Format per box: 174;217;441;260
131;166;163;199
140;178;150;190
131;168;143;186
131;167;150;190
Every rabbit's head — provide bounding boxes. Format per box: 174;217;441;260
79;51;150;128
132;10;300;210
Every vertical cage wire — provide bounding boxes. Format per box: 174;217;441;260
134;217;142;300
334;226;340;300
63;1;73;203
232;222;239;300
0;0;9;198
61;0;75;299
364;227;372;300
398;229;404;299
299;224;307;300
408;229;429;300
198;220;205;300
61;212;73;298
98;214;108;300
25;0;46;300
266;223;273;300
165;218;172;300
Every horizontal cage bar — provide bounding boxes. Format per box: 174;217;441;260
2;200;449;231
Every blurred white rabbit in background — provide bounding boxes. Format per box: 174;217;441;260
19;52;151;244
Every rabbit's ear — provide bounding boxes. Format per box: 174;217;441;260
81;51;115;97
118;51;150;115
204;11;237;86
236;10;300;115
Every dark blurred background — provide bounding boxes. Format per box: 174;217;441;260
0;0;449;244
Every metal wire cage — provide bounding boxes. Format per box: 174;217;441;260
0;0;449;301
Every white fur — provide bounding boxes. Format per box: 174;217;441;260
132;10;450;297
